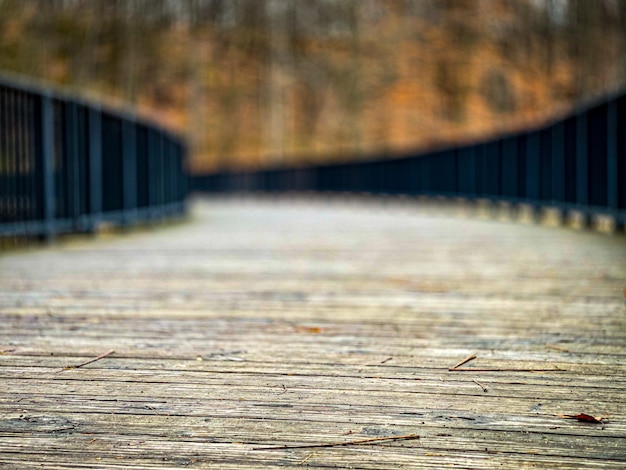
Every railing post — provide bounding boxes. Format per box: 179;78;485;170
148;129;165;219
501;137;518;200
65;101;80;228
525;131;541;221
147;129;156;218
618;99;626;234
551;121;565;220
156;132;167;211
88;107;102;232
122;119;138;224
606;100;618;223
40;93;55;241
575;111;590;226
178;144;187;213
165;137;173;211
467;146;476;198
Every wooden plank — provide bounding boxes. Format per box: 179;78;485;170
0;197;625;468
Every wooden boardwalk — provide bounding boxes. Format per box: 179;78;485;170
1;196;625;469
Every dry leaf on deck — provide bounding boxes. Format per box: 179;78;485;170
559;413;603;424
295;326;322;334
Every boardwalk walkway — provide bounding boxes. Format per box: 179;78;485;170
1;196;625;469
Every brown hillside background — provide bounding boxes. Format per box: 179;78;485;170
1;0;625;173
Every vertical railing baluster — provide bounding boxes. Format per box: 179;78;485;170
65;101;80;228
0;88;5;228
615;95;626;235
27;93;36;225
16;91;23;227
88;107;102;232
525;131;540;220
551;121;565;221
575;111;589;226
158;132;164;212
606;100;618;224
8;89;16;226
148;129;157;218
20;92;32;225
40;93;56;241
122;118;138;224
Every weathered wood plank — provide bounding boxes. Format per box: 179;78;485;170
1;197;625;468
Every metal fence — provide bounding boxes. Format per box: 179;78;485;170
0;74;187;240
194;91;626;231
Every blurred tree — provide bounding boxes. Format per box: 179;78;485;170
0;0;624;171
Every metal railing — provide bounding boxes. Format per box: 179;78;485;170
194;90;626;231
0;74;188;240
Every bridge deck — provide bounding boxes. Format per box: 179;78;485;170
1;197;625;469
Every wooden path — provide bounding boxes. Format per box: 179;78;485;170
1;196;625;469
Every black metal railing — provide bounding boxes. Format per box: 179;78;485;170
194;90;626;231
0;74;188;240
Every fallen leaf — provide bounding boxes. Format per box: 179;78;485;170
559;413;604;424
295;326;322;334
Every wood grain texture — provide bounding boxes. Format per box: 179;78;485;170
1;196;625;469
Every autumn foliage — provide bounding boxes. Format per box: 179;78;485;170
1;0;625;173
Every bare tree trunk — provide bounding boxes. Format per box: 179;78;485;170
123;0;137;106
617;0;626;87
76;1;99;93
348;0;363;157
264;0;291;164
187;0;205;171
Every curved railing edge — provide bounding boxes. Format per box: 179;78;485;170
0;71;189;241
193;89;626;232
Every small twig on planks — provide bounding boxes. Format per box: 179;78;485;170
448;353;477;371
448;353;564;373
60;349;115;371
473;379;488;392
254;433;420;451
298;453;315;465
449;367;563;372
